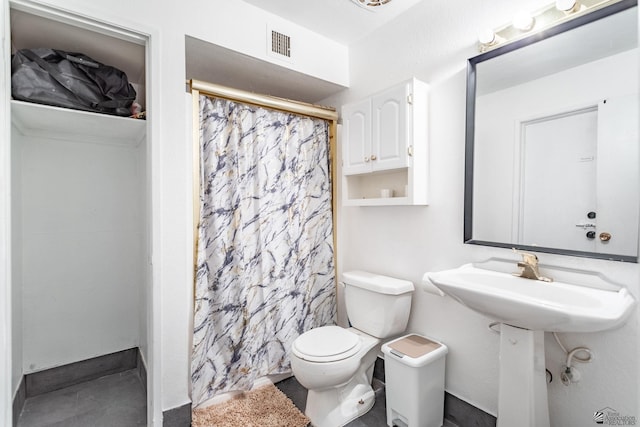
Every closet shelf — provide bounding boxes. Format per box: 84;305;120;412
11;100;146;146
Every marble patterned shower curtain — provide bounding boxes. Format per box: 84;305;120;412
191;95;336;407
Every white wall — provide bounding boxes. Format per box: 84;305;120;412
1;0;13;423
138;137;149;367
324;1;640;425
10;125;22;401
14;128;144;372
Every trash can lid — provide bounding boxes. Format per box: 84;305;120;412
382;334;448;367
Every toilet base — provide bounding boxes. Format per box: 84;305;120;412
306;382;376;427
293;328;381;427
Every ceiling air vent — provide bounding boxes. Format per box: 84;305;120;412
270;30;291;58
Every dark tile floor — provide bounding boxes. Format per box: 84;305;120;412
276;377;387;427
276;376;457;427
16;370;455;427
17;369;146;427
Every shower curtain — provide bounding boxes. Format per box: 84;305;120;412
191;95;336;407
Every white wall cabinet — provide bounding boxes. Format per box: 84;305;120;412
342;78;429;206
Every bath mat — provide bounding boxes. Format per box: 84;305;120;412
192;383;310;427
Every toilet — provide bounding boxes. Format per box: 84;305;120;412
290;270;414;427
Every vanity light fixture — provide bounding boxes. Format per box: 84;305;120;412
477;0;619;52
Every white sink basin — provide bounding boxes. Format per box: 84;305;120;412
426;263;636;332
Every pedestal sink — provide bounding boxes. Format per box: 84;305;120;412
426;262;636;427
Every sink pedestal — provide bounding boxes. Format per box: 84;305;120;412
497;324;550;427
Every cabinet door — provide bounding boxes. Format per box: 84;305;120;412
372;83;409;171
342;99;372;175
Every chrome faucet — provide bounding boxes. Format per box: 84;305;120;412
513;249;553;282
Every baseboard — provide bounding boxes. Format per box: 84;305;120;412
163;402;192;427
374;355;385;382
137;349;147;393
444;392;497;427
12;376;26;427
25;348;138;397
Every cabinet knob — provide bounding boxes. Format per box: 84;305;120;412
364;156;370;162
370;154;377;161
599;232;612;242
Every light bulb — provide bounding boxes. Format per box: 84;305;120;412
478;29;496;45
555;0;577;11
513;11;535;31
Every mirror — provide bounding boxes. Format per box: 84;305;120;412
465;0;639;262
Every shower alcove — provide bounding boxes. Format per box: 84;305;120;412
9;3;151;423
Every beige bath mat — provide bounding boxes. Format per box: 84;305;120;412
192;383;310;427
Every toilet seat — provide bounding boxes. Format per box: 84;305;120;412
293;326;362;362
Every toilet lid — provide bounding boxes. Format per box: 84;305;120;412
293;326;361;362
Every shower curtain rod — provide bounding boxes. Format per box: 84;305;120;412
188;79;338;121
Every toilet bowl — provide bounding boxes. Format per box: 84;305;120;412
290;271;414;427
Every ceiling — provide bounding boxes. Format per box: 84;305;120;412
241;0;423;45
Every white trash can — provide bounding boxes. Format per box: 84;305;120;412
381;334;448;427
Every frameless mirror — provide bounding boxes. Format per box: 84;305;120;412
465;0;639;262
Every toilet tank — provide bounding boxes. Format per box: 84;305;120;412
343;271;414;338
